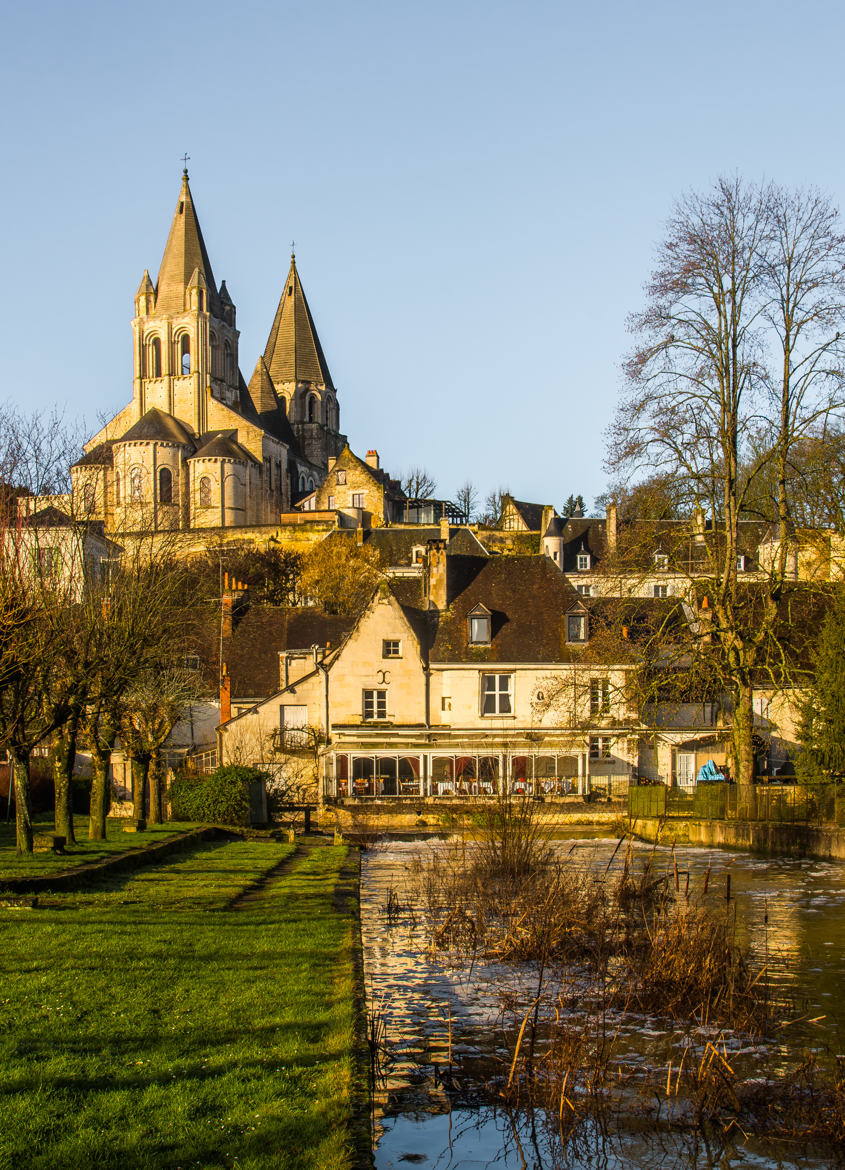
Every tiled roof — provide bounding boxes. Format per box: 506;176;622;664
71;442;114;468
119;408;196;447
154;172;220;316
263;254;334;389
190;432;257;464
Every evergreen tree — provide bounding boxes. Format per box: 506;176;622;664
797;588;845;783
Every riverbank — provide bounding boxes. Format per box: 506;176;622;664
630;814;845;861
0;836;365;1170
322;798;626;835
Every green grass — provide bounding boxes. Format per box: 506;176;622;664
0;839;360;1169
0;815;199;881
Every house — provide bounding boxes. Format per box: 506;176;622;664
71;170;345;536
2;505;121;602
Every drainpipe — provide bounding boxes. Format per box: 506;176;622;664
314;645;330;814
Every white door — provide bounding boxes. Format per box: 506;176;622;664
676;751;696;788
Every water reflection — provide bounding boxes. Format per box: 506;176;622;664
362;835;845;1169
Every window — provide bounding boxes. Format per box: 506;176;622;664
576;584;592;596
336;469;347;485
441;696;452;712
150;337;162;377
737;555;747;572
552;550;559;561
279;396;287;417
82;482;96;513
412;546;425;564
327;494;335;509
363;689;387;720
158;467;173;504
481;673;512;715
180;334;191;375
351;492;364;508
184;654;201;671
199;476;212;507
654;552;668;572
224;340;233;381
653;584;669;598
210;333;219;375
129;466;143;502
279;704;308;747
468;605;491;644
114;471;121;505
589;736;612;761
382;640;401;658
307;395;319;422
198;290;205;312
38;547;60;575
590;678;610;716
567;613;587;642
264;457;272;489
275;462;282;493
577;553;591;571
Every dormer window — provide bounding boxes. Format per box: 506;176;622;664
577;552;591;571
336;469;347;485
468;604;491;645
566;612;588;643
737;555;747;572
654;552;669;572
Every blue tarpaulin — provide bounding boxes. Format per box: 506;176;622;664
696;759;725;784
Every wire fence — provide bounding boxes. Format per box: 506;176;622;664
629;782;845;827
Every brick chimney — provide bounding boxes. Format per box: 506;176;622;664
220;663;231;724
439;515;450;542
426;539;447;610
366;449;380;470
606;502;618;553
221;573;247;639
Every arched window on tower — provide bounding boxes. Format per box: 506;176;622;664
82;482;95;514
158;467;173;505
150;337;162;378
114;471;121;506
279;396;287;418
198;290;205;312
180;335;191;375
130;466;143;502
307;394;319;423
199;476;212;507
224;340;233;382
210;333;219;377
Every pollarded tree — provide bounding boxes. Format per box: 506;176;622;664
609;177;845;782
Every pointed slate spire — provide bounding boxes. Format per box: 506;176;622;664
154;170;220;316
247;355;279;415
135;269;154;299
135;269;155;316
263;253;334;389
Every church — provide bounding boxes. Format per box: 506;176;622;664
71;170;346;532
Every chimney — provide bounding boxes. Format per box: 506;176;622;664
426;539;447;610
366;449;380;470
693;506;706;543
327;456;337;474
606;502;617;553
221;572;233;640
541;505;554;536
439;515;450;542
220;663;231;724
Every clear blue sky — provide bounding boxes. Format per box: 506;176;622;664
3;0;845;513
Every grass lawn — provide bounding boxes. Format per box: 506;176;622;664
0;816;199;882
0;838;362;1169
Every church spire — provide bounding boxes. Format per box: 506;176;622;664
154;170;220;315
247;355;279;415
263;253;334;390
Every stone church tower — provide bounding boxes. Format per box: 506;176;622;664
73;170;346;532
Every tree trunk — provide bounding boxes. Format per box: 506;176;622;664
731;679;756;787
53;721;78;844
89;722;117;841
130;754;149;830
11;745;33;855
148;750;162;824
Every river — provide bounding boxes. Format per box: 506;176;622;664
360;833;845;1169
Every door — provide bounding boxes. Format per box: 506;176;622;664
676;751;696;788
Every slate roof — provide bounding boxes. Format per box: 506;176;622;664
223;607;356;699
119;408;196;448
154;171;221;316
361;525;488;567
71;442;114;469
190;432;258;464
244;359;300;449
263;254;334;389
506;498;546;530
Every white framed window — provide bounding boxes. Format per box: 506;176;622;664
352;492;365;508
577;553;591;571
468;605;491;644
590;678;610;716
130;466;143;502
412;545;425;564
327;495;335;509
481;673;512;715
737;555;747;572
279;704;309;747
336;469;347;485
576;584;592;596
363;689;387;720
653;584;669;598
654;552;669;572
382;639;401;658
589;736;612;761
566;613;587;642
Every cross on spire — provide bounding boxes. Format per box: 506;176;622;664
291;239;296;258
181;152;191;175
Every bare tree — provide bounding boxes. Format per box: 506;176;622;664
609;177;845;782
401;467;437;499
480;487;509;527
298;537;384;615
454;481;479;523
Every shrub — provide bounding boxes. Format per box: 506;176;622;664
170;765;266;826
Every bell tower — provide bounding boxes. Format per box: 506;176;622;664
131;169;240;435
